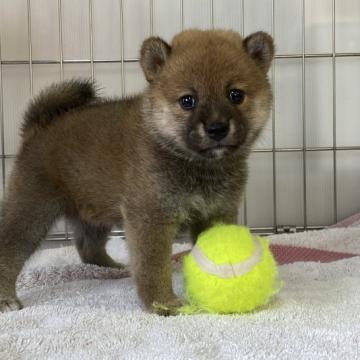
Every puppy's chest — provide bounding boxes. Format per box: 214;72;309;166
183;191;224;220
169;171;233;220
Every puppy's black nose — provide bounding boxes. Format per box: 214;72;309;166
206;122;229;141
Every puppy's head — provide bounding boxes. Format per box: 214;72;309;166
140;29;274;160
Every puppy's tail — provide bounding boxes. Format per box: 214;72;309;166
21;79;97;135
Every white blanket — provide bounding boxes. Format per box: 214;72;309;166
1;226;360;360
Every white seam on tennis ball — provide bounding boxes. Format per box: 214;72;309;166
191;236;263;279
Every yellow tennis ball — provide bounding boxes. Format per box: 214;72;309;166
182;225;281;314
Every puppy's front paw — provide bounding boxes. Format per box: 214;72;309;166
0;297;23;313
151;297;184;316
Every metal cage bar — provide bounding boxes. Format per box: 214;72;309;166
180;0;184;31
27;0;34;96
119;0;125;96
241;0;248;227
58;0;64;80
0;34;5;192
301;0;307;228
332;0;338;224
0;145;358;159
1;51;359;66
89;0;95;81
149;0;154;36
210;0;214;29
57;0;68;240
271;0;277;232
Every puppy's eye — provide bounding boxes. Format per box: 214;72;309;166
179;95;197;110
228;89;245;104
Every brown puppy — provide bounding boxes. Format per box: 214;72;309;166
0;29;274;315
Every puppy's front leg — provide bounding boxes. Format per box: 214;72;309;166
125;214;181;315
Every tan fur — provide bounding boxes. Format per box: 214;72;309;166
0;29;274;315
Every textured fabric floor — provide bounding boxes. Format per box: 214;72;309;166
0;219;360;359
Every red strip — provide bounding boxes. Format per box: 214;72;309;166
269;244;357;265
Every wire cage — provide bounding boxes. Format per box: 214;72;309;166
0;0;359;241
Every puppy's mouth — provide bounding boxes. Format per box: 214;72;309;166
198;144;238;158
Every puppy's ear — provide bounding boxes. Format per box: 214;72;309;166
140;37;171;83
243;31;274;73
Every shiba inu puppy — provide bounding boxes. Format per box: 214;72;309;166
0;29;274;315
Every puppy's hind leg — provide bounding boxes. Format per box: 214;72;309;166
73;219;126;270
0;182;64;312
